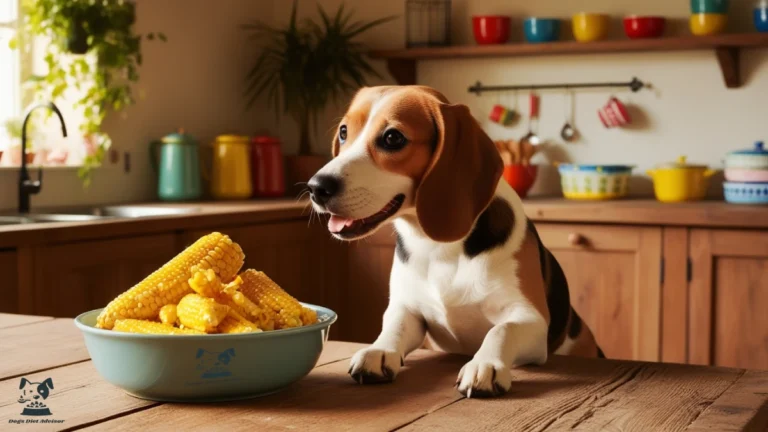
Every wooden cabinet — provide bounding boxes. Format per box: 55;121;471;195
0;250;18;313
342;226;396;343
535;223;662;362
688;229;768;370
28;234;179;317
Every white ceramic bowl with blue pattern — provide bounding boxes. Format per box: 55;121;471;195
74;303;337;402
723;181;768;204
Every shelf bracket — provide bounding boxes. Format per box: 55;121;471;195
385;59;417;85
715;47;740;89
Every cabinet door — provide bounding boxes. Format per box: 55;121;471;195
0;250;18;313
31;234;179;317
338;226;395;343
689;229;768;370
535;223;662;362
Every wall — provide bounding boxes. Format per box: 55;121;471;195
272;0;768;197
0;0;275;211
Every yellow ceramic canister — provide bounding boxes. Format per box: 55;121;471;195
208;134;253;199
647;156;716;203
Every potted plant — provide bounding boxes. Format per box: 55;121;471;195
243;1;395;187
14;0;165;186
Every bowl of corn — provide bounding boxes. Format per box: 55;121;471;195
74;232;337;402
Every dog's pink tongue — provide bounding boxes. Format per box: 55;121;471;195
328;215;354;233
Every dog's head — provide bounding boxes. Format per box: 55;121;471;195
196;348;235;370
309;85;503;242
19;378;53;402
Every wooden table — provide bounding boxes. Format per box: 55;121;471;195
1;313;767;431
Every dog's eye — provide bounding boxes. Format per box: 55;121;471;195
338;125;347;144
379;129;408;151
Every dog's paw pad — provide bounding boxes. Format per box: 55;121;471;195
349;347;402;385
456;358;512;398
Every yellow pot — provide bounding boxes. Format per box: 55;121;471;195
647;156;716;203
690;13;728;36
207;134;253;199
572;13;610;42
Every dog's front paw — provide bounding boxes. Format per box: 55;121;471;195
456;358;512;398
348;347;403;385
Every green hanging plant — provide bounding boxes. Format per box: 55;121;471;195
11;0;166;186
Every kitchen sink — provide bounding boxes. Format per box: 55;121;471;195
0;205;202;226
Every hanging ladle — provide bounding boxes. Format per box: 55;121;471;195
521;92;541;146
561;90;577;142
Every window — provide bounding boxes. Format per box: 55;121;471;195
0;0;87;167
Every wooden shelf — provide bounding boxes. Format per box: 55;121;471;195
369;33;768;89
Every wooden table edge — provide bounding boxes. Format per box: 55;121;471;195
686;369;768;431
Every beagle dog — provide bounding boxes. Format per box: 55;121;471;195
308;85;604;398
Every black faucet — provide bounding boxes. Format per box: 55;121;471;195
18;102;67;214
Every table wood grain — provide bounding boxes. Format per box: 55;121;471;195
1;314;766;432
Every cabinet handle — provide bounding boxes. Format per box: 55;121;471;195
568;233;586;246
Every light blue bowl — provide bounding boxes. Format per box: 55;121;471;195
524;18;561;43
723;181;768;205
74;303;337;402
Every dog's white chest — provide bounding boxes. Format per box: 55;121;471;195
393;248;518;356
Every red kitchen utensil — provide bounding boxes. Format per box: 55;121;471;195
521;93;541;145
503;164;538;198
251;135;286;198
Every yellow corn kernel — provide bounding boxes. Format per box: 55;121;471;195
239;269;303;329
217;279;274;331
177;293;230;332
217;309;262;334
96;232;245;329
113;319;204;335
301;306;318;326
159;304;178;325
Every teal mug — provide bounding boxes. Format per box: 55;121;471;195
150;129;202;201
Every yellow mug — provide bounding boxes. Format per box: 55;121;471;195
572;13;610;42
206;134;253;199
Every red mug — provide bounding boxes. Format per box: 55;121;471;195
598;97;631;128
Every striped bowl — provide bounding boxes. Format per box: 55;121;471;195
557;164;634;200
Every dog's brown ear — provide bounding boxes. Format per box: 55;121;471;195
416;103;503;242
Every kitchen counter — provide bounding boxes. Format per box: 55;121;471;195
0;197;766;248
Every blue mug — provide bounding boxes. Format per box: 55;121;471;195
524;18;561;43
755;6;768;32
150;130;203;201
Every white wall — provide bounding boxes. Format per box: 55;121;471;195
272;0;768;197
0;0;276;211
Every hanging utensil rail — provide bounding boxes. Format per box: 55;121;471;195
468;77;647;96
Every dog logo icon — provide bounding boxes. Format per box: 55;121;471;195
196;348;235;379
18;378;54;416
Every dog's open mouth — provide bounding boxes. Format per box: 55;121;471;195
327;194;405;238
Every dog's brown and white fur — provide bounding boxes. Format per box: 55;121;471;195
308;85;604;398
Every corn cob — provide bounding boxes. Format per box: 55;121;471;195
217;279;274;331
96;232;244;330
189;268;225;298
177;293;230;332
239;269;304;329
113;319;204;335
217;309;261;334
301;306;318;326
159;304;178;325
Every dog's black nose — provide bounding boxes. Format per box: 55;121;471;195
308;175;342;205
